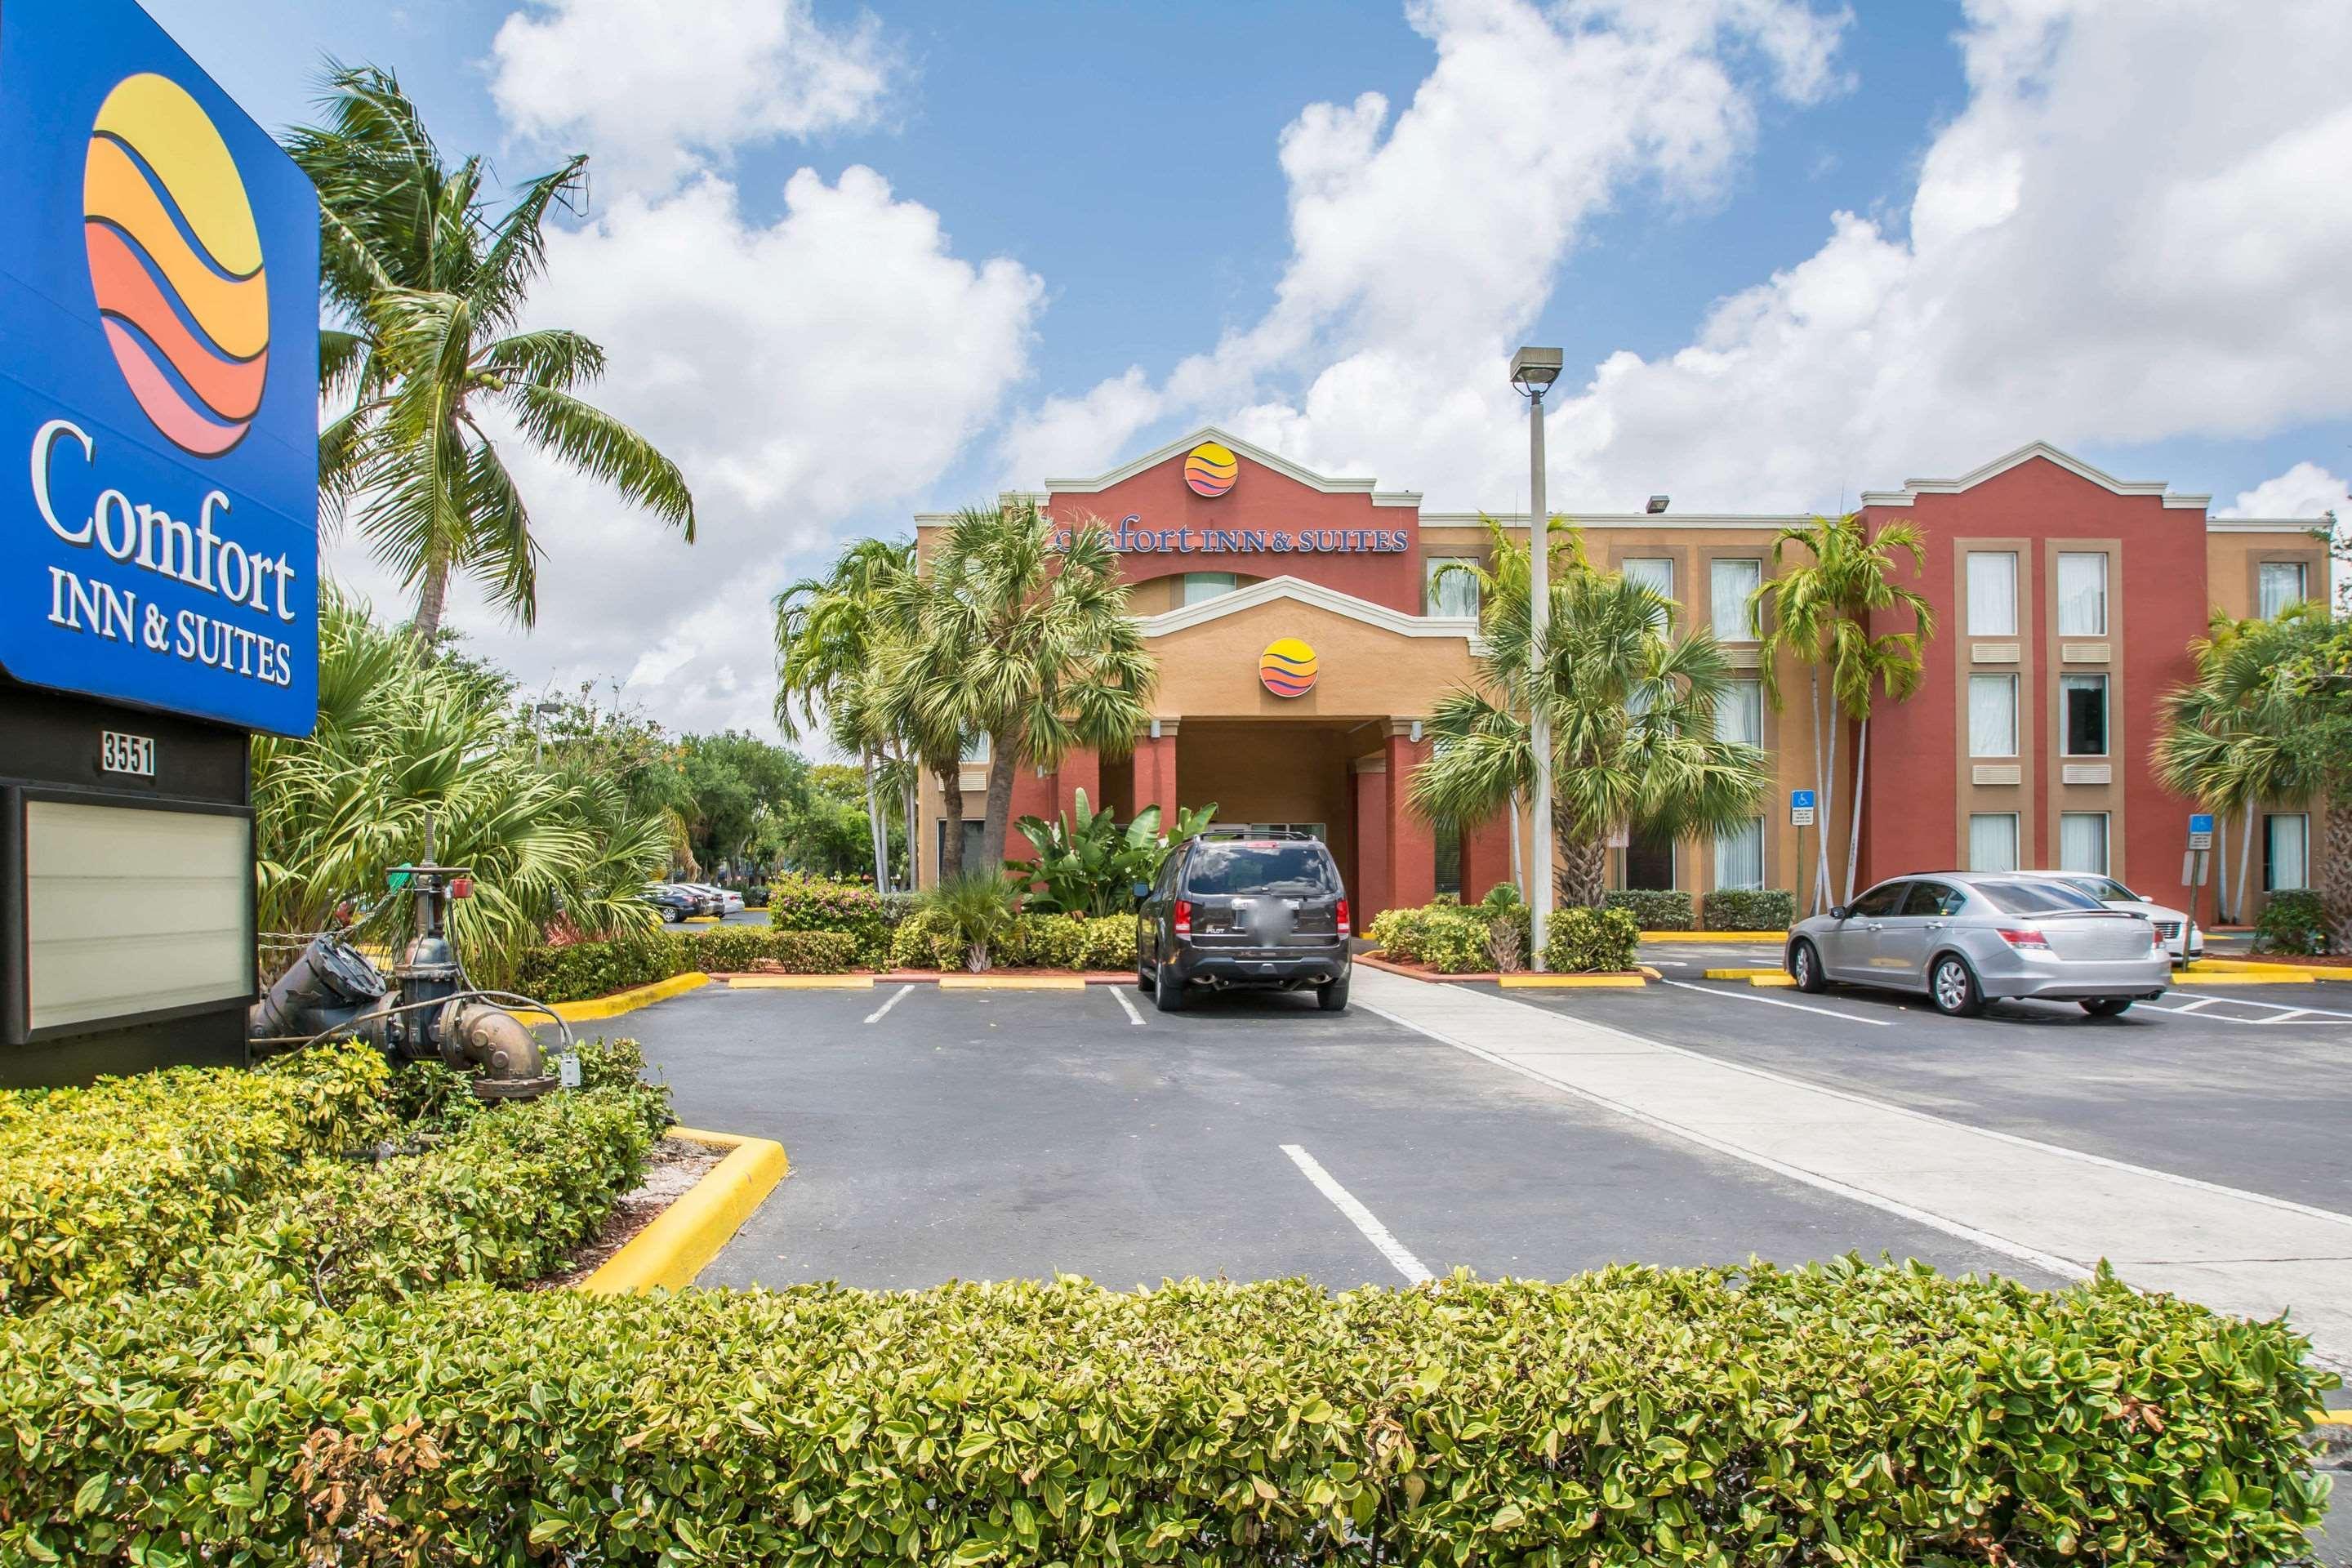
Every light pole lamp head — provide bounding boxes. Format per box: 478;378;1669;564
1509;345;1564;398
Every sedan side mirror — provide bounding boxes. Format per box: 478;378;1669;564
1829;906;1850;921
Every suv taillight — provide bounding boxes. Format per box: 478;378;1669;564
1174;899;1192;937
1335;898;1351;938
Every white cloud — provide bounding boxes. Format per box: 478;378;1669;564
329;165;1043;737
1003;0;2352;519
490;0;895;188
2219;461;2347;519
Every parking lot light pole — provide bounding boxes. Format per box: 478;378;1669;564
1510;347;1564;970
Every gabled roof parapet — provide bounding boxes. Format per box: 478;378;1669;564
1133;574;1477;640
1859;440;2211;511
1041;425;1422;510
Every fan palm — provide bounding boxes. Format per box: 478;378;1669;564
888;502;1156;872
1753;514;1934;911
1412;564;1771;908
289;64;695;643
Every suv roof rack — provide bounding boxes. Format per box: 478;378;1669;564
1192;827;1319;841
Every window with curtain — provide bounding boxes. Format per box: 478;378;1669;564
2265;813;2309;890
2060;812;2109;874
1424;559;1480;617
1715;678;1762;746
959;733;991;764
1621;558;1673;628
2056;552;2108;636
2060;674;2108;755
1714;817;1764;890
1968;675;2017;756
1967;552;2017;635
1624;827;1676;890
2259;561;2307;619
1968;813;2019;872
1708;559;1761;639
1181;572;1238;606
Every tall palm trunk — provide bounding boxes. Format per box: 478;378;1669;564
2215;805;2232;924
1806;670;1829;914
902;774;921;889
2238;807;2256;926
1842;714;1869;906
978;737;1018;875
1509;791;1526;902
2323;795;2352;953
861;751;889;893
1554;800;1608;908
933;760;964;884
413;554;451;645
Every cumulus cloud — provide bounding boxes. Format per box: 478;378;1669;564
490;0;895;188
1002;0;2352;517
328;167;1043;736
2219;461;2347;519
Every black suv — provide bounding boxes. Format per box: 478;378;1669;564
1136;831;1352;1013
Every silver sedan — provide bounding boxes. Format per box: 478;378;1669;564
1784;871;2172;1018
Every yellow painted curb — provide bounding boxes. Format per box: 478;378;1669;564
1748;975;1797;988
549;971;711;1022
1639;930;1787;942
1704;966;1785;979
2314;1410;2352;1427
682;915;723;924
938;974;1089;990
577;1127;788;1295
1499;973;1647;988
2182;960;2336;981
2168;973;2314;987
726;973;875;989
1637;966;1663;979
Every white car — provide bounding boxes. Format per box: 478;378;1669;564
681;883;746;915
2020;871;2203;964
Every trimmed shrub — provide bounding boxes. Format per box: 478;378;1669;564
514;928;857;1000
1543;904;1641;972
1076;915;1134;972
0;1261;2330;1564
2254;888;2328;955
1367;905;1495;973
889;912;1135;971
1704;885;1797;931
889;906;964;970
764;873;893;964
689;925;860;974
1605;887;1693;929
0;1043;392;1311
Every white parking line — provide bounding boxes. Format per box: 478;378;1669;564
2141;992;2352;1025
862;984;913;1025
1110;985;1145;1026
1281;1144;1432;1285
1659;978;1895;1027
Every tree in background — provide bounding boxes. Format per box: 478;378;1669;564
775;764;909;881
529;683;694;867
887;504;1155;874
1753;514;1933;912
1412;564;1770;908
290;65;694;644
676;733;809;878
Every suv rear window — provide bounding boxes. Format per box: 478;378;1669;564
1973;880;2105;915
1183;841;1336;897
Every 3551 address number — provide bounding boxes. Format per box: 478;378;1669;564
100;731;155;777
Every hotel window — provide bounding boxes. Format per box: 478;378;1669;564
1716;678;1762;746
1181;572;1238;607
2265;813;2310;891
1433;818;1463;898
1424;558;1480;618
1709;559;1761;639
1714;817;1765;890
2060;673;2109;755
2259;561;2308;619
2060;812;2109;875
1968;813;2020;872
2056;552;2108;636
1624;828;1676;891
959;733;991;764
1621;558;1674;628
1968;674;2017;757
1966;551;2017;635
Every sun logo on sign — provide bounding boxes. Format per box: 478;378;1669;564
1259;638;1317;697
83;73;269;457
1184;440;1237;497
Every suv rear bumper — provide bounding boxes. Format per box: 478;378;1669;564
1173;948;1348;988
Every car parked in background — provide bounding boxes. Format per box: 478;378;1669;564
1136;831;1352;1013
640;884;697;923
678;882;744;915
1784;871;2170;1017
2016;871;2203;964
661;883;723;916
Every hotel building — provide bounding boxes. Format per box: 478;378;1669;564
915;431;2327;923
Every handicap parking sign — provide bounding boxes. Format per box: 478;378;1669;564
1790;789;1816;826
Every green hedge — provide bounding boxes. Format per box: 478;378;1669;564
1704;886;1796;931
1543;905;1642;972
891;910;1133;971
1;1261;2331;1564
764;873;898;964
2254;889;2328;955
514;928;858;1001
1606;888;1693;929
0;1043;392;1312
1366;905;1494;972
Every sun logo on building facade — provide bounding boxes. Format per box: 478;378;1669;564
1184;440;1238;497
83;71;269;457
1258;638;1318;697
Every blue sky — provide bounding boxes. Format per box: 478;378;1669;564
146;0;2352;733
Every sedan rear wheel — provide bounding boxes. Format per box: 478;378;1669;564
1929;954;1984;1018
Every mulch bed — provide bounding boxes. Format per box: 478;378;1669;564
532;1136;725;1290
1357;952;1511;983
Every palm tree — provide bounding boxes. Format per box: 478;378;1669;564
889;502;1156;873
1753;514;1934;912
290;64;695;644
1412;564;1771;908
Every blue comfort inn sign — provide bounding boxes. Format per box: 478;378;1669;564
0;0;319;735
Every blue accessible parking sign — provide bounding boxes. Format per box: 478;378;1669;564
1791;790;1816;826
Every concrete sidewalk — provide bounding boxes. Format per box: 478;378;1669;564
1356;969;2352;1370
